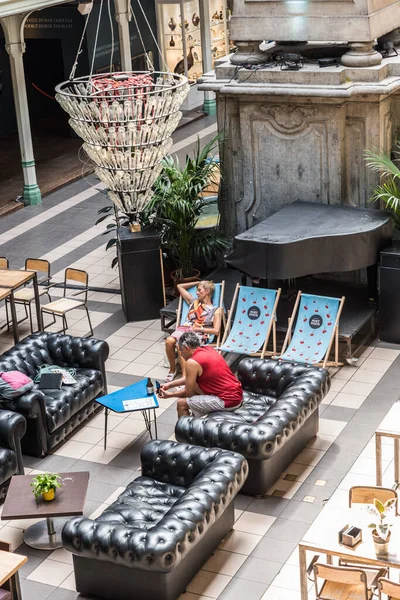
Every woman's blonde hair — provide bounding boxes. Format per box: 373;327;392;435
197;280;215;296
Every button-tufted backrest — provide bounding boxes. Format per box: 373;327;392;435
237;357;319;397
141;440;224;488
0;332;109;380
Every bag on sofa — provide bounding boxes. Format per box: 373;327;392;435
0;371;34;399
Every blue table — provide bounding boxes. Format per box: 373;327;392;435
96;379;159;450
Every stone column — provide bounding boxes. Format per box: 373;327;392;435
341;42;382;67
114;0;132;71
1;14;42;206
199;0;216;115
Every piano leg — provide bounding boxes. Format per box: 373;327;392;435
367;264;378;302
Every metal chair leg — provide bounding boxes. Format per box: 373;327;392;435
5;297;10;330
44;294;56;327
62;314;67;334
84;305;94;338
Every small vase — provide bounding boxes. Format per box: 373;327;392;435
372;530;391;556
169;36;176;47
168;17;177;31
43;489;55;501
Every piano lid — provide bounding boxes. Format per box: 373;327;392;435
225;201;393;280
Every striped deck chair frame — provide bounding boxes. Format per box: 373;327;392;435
219;284;281;358
175;281;225;347
280;291;345;368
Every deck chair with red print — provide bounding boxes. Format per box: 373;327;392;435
279;292;345;368
219;285;281;358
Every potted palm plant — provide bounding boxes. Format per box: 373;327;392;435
366;497;396;556
31;473;61;502
365;146;400;229
140;134;230;286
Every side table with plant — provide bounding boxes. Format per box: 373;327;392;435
31;473;61;502
367;497;396;556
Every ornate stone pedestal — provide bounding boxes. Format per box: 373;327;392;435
200;48;400;236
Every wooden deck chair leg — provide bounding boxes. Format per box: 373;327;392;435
217;280;225;347
220;283;240;349
322;296;345;369
260;287;281;359
280;291;302;356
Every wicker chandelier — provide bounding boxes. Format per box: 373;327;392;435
55;1;189;228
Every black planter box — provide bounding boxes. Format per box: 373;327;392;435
117;226;164;322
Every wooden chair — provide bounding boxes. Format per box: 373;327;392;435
349;486;398;515
313;562;387;600
0;258;9;270
339;486;397;571
378;577;400;599
0;541;12;600
5;258;54;333
41;268;93;337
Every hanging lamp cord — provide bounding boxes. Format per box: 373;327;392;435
132;0;170;72
89;0;105;81
69;9;91;81
107;0;115;73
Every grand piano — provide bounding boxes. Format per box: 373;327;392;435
225;200;393;358
225;200;392;283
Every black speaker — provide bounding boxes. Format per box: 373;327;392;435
117;226;164;322
379;244;400;343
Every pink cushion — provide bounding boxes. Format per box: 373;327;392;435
0;371;32;390
0;589;12;600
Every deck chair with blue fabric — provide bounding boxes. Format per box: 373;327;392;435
176;281;225;346
218;284;281;358
279;292;345;368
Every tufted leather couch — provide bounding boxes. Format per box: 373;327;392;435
176;358;330;496
0;409;26;501
62;439;248;600
0;332;109;457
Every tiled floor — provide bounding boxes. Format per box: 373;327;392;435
0;116;399;599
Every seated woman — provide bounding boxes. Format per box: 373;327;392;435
165;280;222;383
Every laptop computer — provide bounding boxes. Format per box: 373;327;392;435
38;372;63;390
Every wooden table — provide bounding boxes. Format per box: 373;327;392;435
1;472;89;550
0;287;18;344
376;401;400;487
0;549;27;600
298;507;400;599
0;269;44;333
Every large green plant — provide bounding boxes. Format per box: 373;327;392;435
365;146;400;228
141;134;230;279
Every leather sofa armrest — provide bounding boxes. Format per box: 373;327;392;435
0;409;26;474
0;390;45;420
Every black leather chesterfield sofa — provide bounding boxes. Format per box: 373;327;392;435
0;332;109;457
62;440;248;600
0;409;26;501
176;358;330;496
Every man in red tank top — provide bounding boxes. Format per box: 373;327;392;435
158;332;243;417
